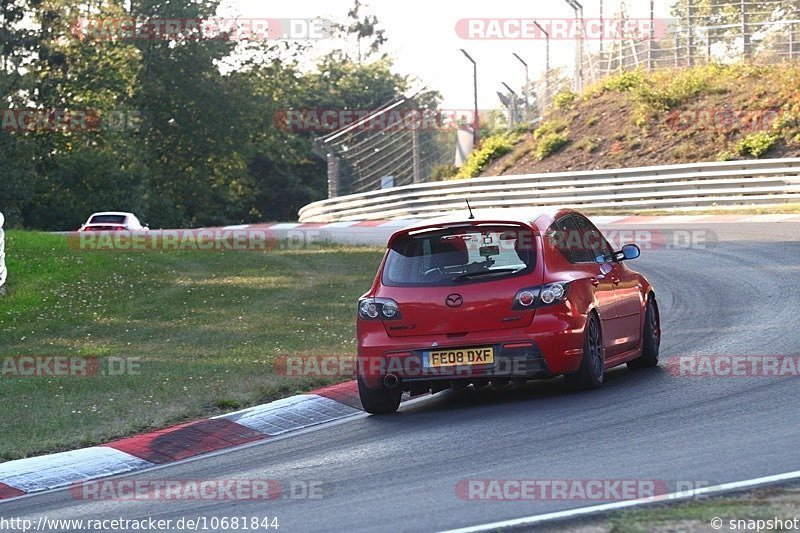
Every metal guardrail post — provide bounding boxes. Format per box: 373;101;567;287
327;153;340;198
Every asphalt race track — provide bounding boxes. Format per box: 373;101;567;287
2;222;800;532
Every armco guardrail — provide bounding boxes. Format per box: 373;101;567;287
0;211;6;289
298;159;800;222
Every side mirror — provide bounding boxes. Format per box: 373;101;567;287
615;244;640;261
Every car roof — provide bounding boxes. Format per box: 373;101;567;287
89;212;133;217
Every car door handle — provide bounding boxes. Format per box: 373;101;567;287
610;276;621;285
590;278;601;287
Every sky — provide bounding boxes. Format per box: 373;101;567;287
228;0;673;111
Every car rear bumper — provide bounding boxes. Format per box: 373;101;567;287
357;318;586;389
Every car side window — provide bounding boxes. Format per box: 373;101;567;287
547;215;594;264
573;215;614;263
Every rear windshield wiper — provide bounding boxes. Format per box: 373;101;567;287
453;268;521;282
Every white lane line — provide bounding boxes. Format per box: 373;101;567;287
439;469;800;533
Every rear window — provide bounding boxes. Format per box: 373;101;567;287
382;225;536;287
89;215;126;225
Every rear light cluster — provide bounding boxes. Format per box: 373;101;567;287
358;298;403;321
513;282;570;310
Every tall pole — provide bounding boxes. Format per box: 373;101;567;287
599;0;604;56
565;0;584;94
460;49;479;145
534;21;550;108
687;0;695;67
512;53;529;120
741;0;751;60
648;0;655;70
501;82;519;127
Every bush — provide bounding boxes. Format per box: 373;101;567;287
553;90;578;110
736;132;780;158
536;132;570;160
456;133;519;179
575;136;600;153
430;164;459;181
599;70;647;93
533;119;568;140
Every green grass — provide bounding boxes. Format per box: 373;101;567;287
550;485;800;532
607;496;784;533
0;231;384;461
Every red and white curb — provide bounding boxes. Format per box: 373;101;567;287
0;381;376;502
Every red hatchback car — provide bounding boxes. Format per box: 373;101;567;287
356;208;660;414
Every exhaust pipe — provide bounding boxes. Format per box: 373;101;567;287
383;374;400;389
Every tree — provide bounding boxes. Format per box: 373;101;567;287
331;0;388;63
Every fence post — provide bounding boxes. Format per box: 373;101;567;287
412;128;421;184
327;153;340;198
648;0;655;70
741;0;751;60
687;0;695;67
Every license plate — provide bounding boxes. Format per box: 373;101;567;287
424;347;494;368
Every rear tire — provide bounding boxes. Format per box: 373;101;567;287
358;376;402;414
628;297;660;369
565;313;604;390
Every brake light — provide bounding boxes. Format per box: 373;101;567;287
513;282;570;310
358;298;403;321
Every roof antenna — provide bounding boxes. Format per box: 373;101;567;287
465;199;475;220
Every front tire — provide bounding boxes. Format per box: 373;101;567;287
358;376;402;414
628;297;660;369
565;313;604;390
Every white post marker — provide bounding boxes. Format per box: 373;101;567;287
0;211;6;289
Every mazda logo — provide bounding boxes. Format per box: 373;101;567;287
445;294;463;308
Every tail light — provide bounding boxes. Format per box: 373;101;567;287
513;282;570;310
358;298;402;321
